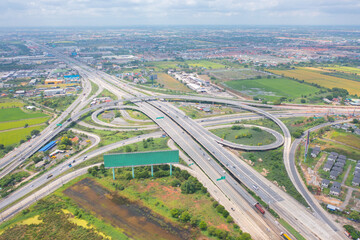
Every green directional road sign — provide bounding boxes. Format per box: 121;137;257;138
189;163;194;166
156;116;164;119
216;176;226;181
56;123;62;127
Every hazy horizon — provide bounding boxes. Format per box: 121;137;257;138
1;0;360;27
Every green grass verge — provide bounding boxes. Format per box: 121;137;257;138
210;126;276;146
278;218;306;240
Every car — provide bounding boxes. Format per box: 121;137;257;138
231;208;235;211
233;166;236;169
73;160;76;163
252;185;259;190
208;158;211;161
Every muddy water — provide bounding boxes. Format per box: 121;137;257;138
63;178;191;240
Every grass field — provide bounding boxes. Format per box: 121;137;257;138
0;125;46;146
210;126;276;146
268;68;360;95
145;60;226;71
323;66;360;74
210;69;267;81
326;129;360;149
89;80;100;97
97;89;117;100
0;117;50;131
156;73;191;92
185;60;226;69
224;77;319;101
0;108;47;123
0;101;24;109
126;109;150;120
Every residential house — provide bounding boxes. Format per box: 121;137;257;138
323;162;333;172
330;170;341;180
311;146;321;158
321;179;330;188
330;181;341;196
352;177;360;187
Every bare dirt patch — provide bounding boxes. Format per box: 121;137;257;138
315;195;343;206
261;168;269;176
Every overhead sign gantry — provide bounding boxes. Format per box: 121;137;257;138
104;150;179;179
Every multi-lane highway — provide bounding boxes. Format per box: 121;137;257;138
0;42;352;239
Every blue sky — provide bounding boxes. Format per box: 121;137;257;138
1;0;360;27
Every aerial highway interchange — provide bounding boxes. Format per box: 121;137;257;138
0;42;357;240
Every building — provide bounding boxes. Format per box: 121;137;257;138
45;79;64;85
323;162;333;172
337;158;346;164
330;170;341;180
330;187;341;196
327;155;337;162
28;79;37;85
44;89;65;97
352;177;360;187
334;162;345;168
332;166;343;173
26;106;36;110
321;179;330;188
311;146;321;158
330;182;341;196
15;90;25;95
327;204;340;211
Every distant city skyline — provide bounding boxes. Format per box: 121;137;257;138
1;0;360;27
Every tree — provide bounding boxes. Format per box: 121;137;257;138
125;146;132;152
60;136;72;146
273;99;282;105
0;144;4;150
240;233;252;240
179;211;191;222
216;205;225;214
31;129;40;136
349;211;360;221
199;221;207;230
170;208;181;218
170;179;181;187
181;181;196;194
300;99;306;103
226;215;233;223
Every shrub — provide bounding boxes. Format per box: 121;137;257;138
199;221;207;230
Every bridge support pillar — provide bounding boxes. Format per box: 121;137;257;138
132;166;135;179
151;165;154;177
170;163;172;176
112;168;115;180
